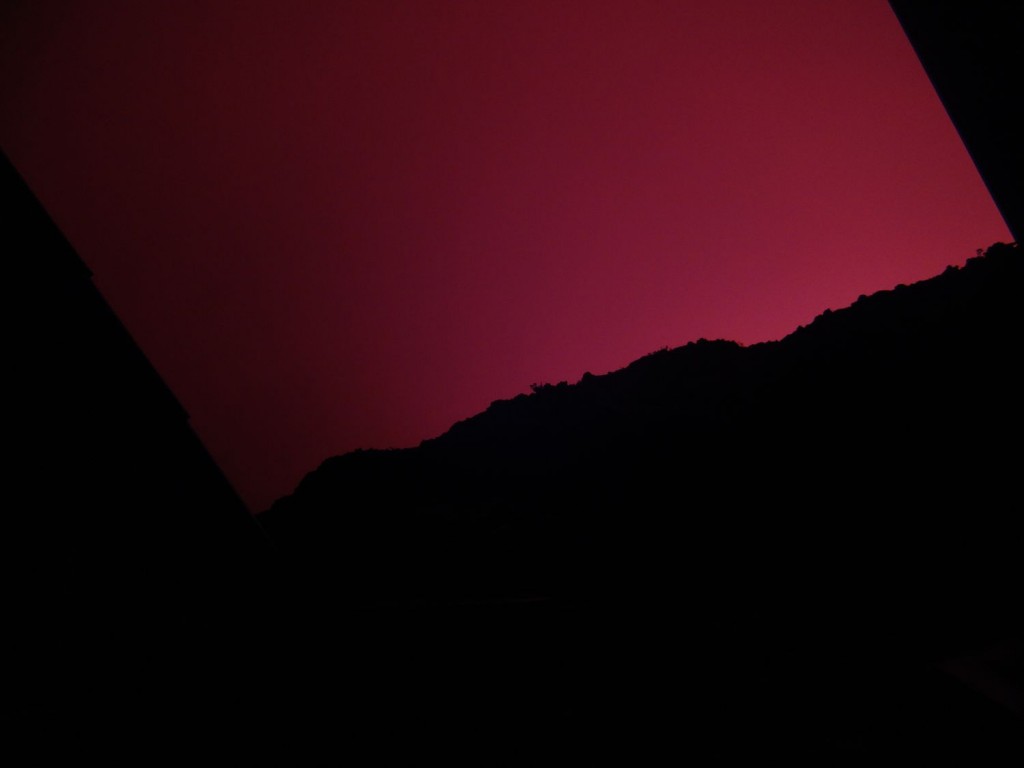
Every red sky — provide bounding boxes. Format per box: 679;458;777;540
0;1;1010;512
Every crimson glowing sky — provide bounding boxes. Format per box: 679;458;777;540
0;1;1010;512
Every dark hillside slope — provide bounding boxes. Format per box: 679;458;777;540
258;243;1022;763
263;242;1020;628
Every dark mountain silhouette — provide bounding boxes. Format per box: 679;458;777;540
259;242;1023;761
263;243;1020;611
7;129;1021;759
7;2;1024;754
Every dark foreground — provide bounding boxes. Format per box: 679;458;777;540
6;238;1023;763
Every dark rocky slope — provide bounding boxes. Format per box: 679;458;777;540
252;242;1022;763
